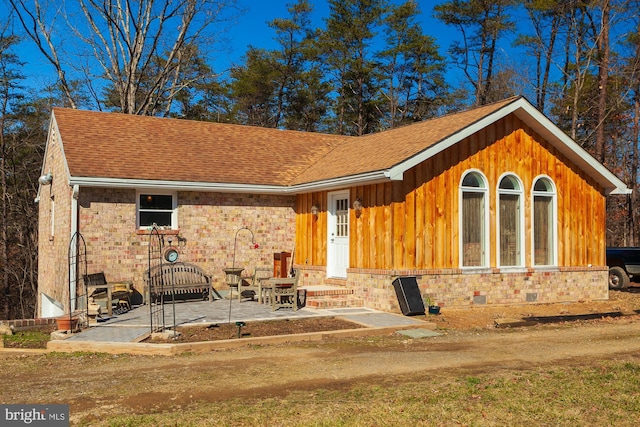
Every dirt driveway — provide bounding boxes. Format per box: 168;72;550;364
2;289;640;422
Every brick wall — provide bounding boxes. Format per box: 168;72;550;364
343;266;609;312
37;126;74;314
1;318;57;332
72;189;297;298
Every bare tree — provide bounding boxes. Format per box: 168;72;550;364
9;0;238;115
595;0;610;164
0;23;22;319
434;0;516;106
517;0;570;112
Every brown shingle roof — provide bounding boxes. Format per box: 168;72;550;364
53;97;520;187
53;108;348;186
293;97;520;184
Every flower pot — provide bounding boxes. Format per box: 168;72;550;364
56;316;79;332
428;305;441;315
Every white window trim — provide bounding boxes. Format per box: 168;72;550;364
496;173;525;269
136;191;178;230
458;169;490;269
530;175;558;267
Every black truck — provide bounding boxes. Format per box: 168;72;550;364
606;247;640;289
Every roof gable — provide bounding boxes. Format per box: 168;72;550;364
49;97;629;195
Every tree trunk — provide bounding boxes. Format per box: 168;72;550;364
629;91;640;246
595;0;610;164
1;128;7;320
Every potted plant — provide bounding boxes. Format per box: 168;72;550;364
55;315;79;332
425;296;441;315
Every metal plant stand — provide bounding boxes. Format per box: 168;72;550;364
67;231;87;331
148;226;165;333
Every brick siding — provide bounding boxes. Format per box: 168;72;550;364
37;127;74;312
38;186;297;315
340;266;609;312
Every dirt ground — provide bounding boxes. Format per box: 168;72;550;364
424;286;640;330
146;287;640;343
149;317;366;343
3;288;640;425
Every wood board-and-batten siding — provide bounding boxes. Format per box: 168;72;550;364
295;115;605;271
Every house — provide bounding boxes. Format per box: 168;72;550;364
36;96;629;317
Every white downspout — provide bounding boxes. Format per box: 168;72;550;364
70;185;79;311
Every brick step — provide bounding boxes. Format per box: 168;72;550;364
303;286;354;298
301;286;364;309
305;297;365;309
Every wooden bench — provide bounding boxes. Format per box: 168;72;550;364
143;262;220;303
83;272;133;316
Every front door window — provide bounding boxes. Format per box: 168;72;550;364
327;191;349;278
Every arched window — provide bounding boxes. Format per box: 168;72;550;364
498;174;524;267
532;177;557;266
460;171;489;267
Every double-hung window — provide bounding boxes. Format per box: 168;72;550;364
460;171;489;267
137;193;177;229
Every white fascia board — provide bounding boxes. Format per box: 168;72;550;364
69;170;393;195
68;177;288;194
386;97;630;196
386;102;517;181
290;170;392;193
513;101;630;195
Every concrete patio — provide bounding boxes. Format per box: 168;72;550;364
45;293;435;354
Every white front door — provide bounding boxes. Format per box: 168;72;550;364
327;190;349;278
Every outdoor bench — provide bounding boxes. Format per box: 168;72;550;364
143;262;221;303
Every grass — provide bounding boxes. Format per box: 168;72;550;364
2;327;54;349
79;359;640;426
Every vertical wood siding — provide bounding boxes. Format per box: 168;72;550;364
296;114;606;270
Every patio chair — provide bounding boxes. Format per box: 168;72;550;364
83;272;132;316
269;268;300;311
234;267;272;302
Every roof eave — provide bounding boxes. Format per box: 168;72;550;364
290;170;394;193
68;177;289;194
386;97;630;196
512;101;631;195
69;170;395;195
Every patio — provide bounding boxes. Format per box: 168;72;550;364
61;293;430;344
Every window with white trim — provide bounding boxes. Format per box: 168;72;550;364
137;193;177;229
460;171;488;267
498;174;524;267
532;177;557;266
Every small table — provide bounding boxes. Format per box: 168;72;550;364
257;277;273;304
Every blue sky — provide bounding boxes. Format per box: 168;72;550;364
9;0;460;91
224;0;456;70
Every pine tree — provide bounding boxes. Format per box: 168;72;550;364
317;0;387;135
377;0;454;128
